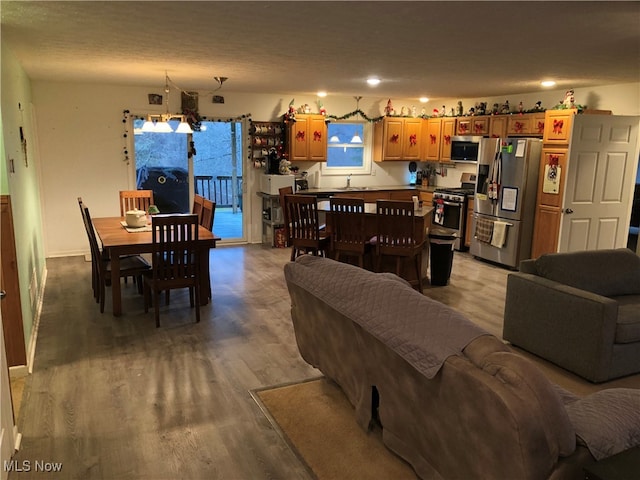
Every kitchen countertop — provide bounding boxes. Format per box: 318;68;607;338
298;185;436;195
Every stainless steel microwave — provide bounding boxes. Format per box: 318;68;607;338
450;136;482;162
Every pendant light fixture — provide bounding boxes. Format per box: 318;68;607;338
350;96;364;143
141;72;193;134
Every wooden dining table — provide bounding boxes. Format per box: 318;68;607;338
92;216;220;316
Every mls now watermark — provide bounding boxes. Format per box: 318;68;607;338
4;460;63;473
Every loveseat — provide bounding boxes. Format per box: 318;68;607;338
284;255;640;480
503;248;640;383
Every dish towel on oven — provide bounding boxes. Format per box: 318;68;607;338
475;217;494;243
434;199;445;225
491;220;509;248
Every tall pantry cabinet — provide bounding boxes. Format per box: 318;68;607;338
531;110;640;257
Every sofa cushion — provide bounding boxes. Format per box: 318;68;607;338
612;294;640;343
565;388;640;460
534;248;640;297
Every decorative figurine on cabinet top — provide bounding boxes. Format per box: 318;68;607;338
384;99;395;116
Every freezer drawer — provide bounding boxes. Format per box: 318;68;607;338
470;213;522;269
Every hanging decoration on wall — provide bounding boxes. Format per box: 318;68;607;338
181;91;202;132
122;109;131;164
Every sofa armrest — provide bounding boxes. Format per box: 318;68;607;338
503;272;618;383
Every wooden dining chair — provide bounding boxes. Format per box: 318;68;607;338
78;197;99;301
279;186;294;247
375;199;424;291
82;204;151;313
329;197;372;268
119;190;154;217
200;198;216;231
284;194;330;261
144;214;201;327
192;194;205;224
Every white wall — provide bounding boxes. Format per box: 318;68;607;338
30;80;640;256
1;43;46;350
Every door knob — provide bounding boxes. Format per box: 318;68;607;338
564;208;574;214
0;290;5;300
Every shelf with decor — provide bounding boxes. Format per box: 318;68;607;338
250;121;285;169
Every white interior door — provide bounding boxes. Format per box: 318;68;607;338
559;115;640;252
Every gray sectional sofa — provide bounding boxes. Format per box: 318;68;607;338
284;255;640;479
504;248;640;383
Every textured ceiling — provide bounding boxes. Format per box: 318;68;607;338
2;1;639;101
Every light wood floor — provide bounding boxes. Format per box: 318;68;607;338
8;247;531;479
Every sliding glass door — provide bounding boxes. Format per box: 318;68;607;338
133;119;244;241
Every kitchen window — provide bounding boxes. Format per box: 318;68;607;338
322;122;371;175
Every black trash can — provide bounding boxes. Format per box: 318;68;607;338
429;227;457;286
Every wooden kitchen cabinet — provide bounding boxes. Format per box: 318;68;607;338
373;117;423;161
455;116;489;136
542;109;576;144
532;113;546;136
489;115;508;138
531;204;562;258
287;113;328;161
423;118;442;161
389;189;418;201
402;118;424;160
419;191;433;205
507;115;534;135
423;117;455;162
440;117;456;162
506;113;546;136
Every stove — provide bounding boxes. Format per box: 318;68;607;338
432;174;476;251
433;187;475;203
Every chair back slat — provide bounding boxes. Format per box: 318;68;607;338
120;190;154;217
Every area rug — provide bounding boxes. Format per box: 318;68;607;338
252;377;417;480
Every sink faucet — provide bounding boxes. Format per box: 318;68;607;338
346;174;352;188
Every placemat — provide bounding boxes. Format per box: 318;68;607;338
120;220;152;233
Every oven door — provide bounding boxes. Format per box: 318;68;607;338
432;198;464;250
433;199;463;231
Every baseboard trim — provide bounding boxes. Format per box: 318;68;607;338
26;264;48;374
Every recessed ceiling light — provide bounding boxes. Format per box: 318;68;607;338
317;91;327;98
419;97;429;103
541;80;556;87
366;77;381;86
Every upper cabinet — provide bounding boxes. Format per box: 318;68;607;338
423;117;456;162
542;109;575;144
373;117;424;161
456;116;489;136
506;113;546;136
287;114;328;161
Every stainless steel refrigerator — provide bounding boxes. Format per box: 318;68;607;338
470;137;542;268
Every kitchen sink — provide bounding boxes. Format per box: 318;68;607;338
336;186;370;191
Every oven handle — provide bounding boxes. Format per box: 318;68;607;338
434;200;463;208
